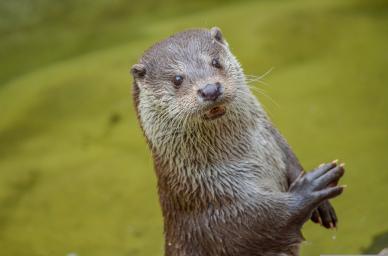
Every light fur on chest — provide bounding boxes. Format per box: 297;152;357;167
139;90;289;198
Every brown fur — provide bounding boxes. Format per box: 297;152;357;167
130;27;344;256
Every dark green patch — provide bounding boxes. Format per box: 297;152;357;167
362;230;388;254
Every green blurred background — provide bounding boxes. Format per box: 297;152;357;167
0;0;387;255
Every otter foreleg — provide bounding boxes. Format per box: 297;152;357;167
239;162;344;255
268;124;340;229
287;161;345;226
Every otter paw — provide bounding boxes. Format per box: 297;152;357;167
289;161;345;207
311;200;338;229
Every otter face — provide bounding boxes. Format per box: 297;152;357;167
131;27;251;130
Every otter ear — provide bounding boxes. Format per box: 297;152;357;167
130;64;146;79
210;27;228;47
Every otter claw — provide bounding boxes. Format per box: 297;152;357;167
312;200;339;229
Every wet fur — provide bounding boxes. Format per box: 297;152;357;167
131;28;337;256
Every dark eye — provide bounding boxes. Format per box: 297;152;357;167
211;58;222;69
172;75;184;87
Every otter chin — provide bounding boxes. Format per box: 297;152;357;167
204;105;226;120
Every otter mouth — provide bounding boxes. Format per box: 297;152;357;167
203;105;226;120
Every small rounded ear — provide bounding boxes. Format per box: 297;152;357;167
210;27;228;46
130;64;146;79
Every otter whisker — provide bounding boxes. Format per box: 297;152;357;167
245;78;270;87
246;67;274;82
246;84;280;109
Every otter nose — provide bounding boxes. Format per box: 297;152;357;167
197;83;223;101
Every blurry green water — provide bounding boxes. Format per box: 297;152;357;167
0;0;387;255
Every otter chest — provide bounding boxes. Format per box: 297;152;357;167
175;128;289;196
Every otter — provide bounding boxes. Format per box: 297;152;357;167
130;27;345;256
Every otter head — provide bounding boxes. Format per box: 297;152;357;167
131;27;257;152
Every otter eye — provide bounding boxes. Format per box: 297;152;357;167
173;75;184;87
211;58;222;69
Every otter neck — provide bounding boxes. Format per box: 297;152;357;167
150;95;266;166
